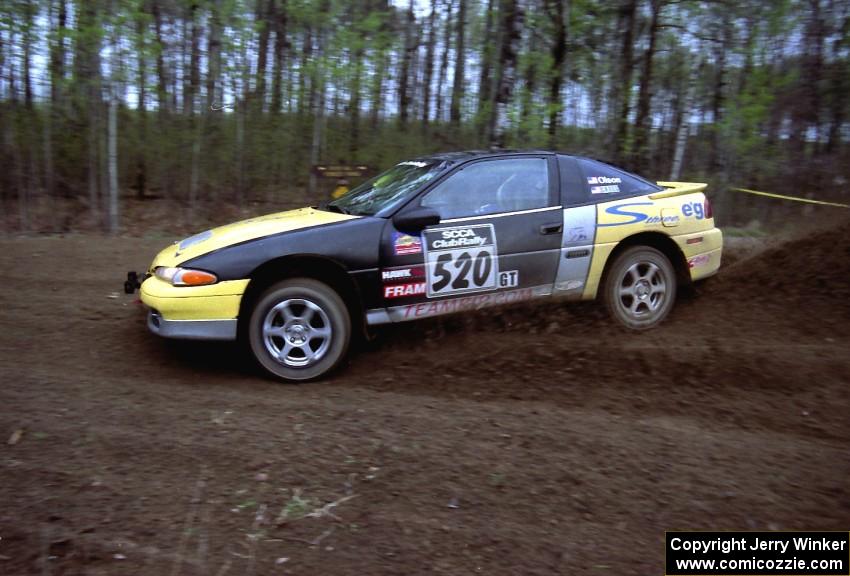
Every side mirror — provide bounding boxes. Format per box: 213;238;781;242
393;206;441;232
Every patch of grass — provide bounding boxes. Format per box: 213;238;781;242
277;489;313;523
488;472;507;487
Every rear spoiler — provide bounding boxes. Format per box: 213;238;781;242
650;181;708;200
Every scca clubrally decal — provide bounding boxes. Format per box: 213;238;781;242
422;224;499;298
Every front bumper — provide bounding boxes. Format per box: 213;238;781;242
140;276;249;341
147;310;237;340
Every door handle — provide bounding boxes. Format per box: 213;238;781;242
539;222;562;235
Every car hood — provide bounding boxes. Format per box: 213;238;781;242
150;207;360;269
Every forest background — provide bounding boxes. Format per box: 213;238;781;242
1;0;848;234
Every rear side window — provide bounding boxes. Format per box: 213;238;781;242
577;158;661;198
557;155;588;206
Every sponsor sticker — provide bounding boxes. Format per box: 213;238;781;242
681;201;706;219
567;226;590;242
591;184;620;194
423;224;499;298
587;176;622;185
401;287;534;319
392;232;423;255
381;266;425;281
599;202;679;227
688;254;711;269
384;282;427;299
556;279;584;291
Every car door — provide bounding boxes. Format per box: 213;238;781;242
378;155;562;321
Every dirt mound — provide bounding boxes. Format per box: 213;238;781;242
699;217;850;337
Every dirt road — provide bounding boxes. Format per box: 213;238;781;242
1;227;848;575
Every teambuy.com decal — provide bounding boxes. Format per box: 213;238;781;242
665;531;850;576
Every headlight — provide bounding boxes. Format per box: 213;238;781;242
154;266;218;286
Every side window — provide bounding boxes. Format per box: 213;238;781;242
577;158;661;197
421;158;550;219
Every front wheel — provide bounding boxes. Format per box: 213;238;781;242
247;278;351;381
602;246;677;330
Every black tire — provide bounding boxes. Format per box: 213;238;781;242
602;246;677;330
247;278;351;382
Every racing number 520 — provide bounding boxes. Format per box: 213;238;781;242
432;250;493;293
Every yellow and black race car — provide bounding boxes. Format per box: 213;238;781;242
137;151;722;381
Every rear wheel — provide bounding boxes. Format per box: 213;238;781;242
247;278;351;381
603;246;676;330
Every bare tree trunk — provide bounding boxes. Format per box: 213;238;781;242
254;0;273;110
632;0;662;172
308;28;326;199
670;72;695;181
398;0;416;125
45;0;67;229
612;0;637;164
270;0;288;114
206;0;222;110
421;0;438;127
488;0;522;146
135;6;147;200
107;92;119;233
449;0;466;126
152;0;169;115
435;0;452;124
546;0;567;148
709;11;732;172
477;0;496;135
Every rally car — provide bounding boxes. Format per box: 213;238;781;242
137;151;722;381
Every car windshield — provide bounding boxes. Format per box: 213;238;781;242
327;160;446;216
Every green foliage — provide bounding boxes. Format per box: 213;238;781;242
0;0;847;232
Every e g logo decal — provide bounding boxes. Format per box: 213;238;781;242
681;202;706;219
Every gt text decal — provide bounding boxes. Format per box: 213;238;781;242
498;270;519;288
392;232;422;255
423;224;498;298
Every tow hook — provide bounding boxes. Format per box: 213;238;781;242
124;271;148;294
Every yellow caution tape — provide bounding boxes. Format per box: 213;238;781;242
732;187;850;209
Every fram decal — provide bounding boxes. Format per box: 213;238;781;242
392;232;422;255
384;283;427;298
